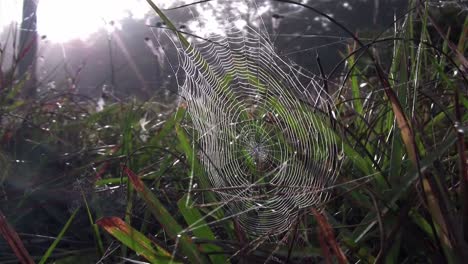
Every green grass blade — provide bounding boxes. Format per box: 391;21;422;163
81;191;104;256
347;45;363;116
96;217;175;264
123;166;210;264
178;195;229;263
388;130;403;185
145;0;190;48
148;108;186;147
384;231;401;264
175;124;219;205
39;208;79;264
352;132;457;241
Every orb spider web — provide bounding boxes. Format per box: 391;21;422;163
177;23;343;237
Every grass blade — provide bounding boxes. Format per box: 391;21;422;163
311;208;347;264
145;0;189;48
0;209;34;264
38;208;79;264
81;190;104;256
123;166;210;263
96;217;174;264
178;195;229;263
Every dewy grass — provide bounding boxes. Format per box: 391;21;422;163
0;0;467;263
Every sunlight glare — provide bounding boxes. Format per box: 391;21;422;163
0;0;22;31
37;0;153;42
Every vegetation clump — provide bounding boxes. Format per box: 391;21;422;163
0;0;467;263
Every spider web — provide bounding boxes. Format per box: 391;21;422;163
177;24;342;237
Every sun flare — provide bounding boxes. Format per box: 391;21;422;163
37;0;151;42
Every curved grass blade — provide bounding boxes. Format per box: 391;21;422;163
178;195;229;263
96;217;175;264
352;132;458;242
145;0;189;48
0;209;34;264
311;208;347;264
123;166;210;264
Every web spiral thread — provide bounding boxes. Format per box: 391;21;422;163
178;26;342;236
